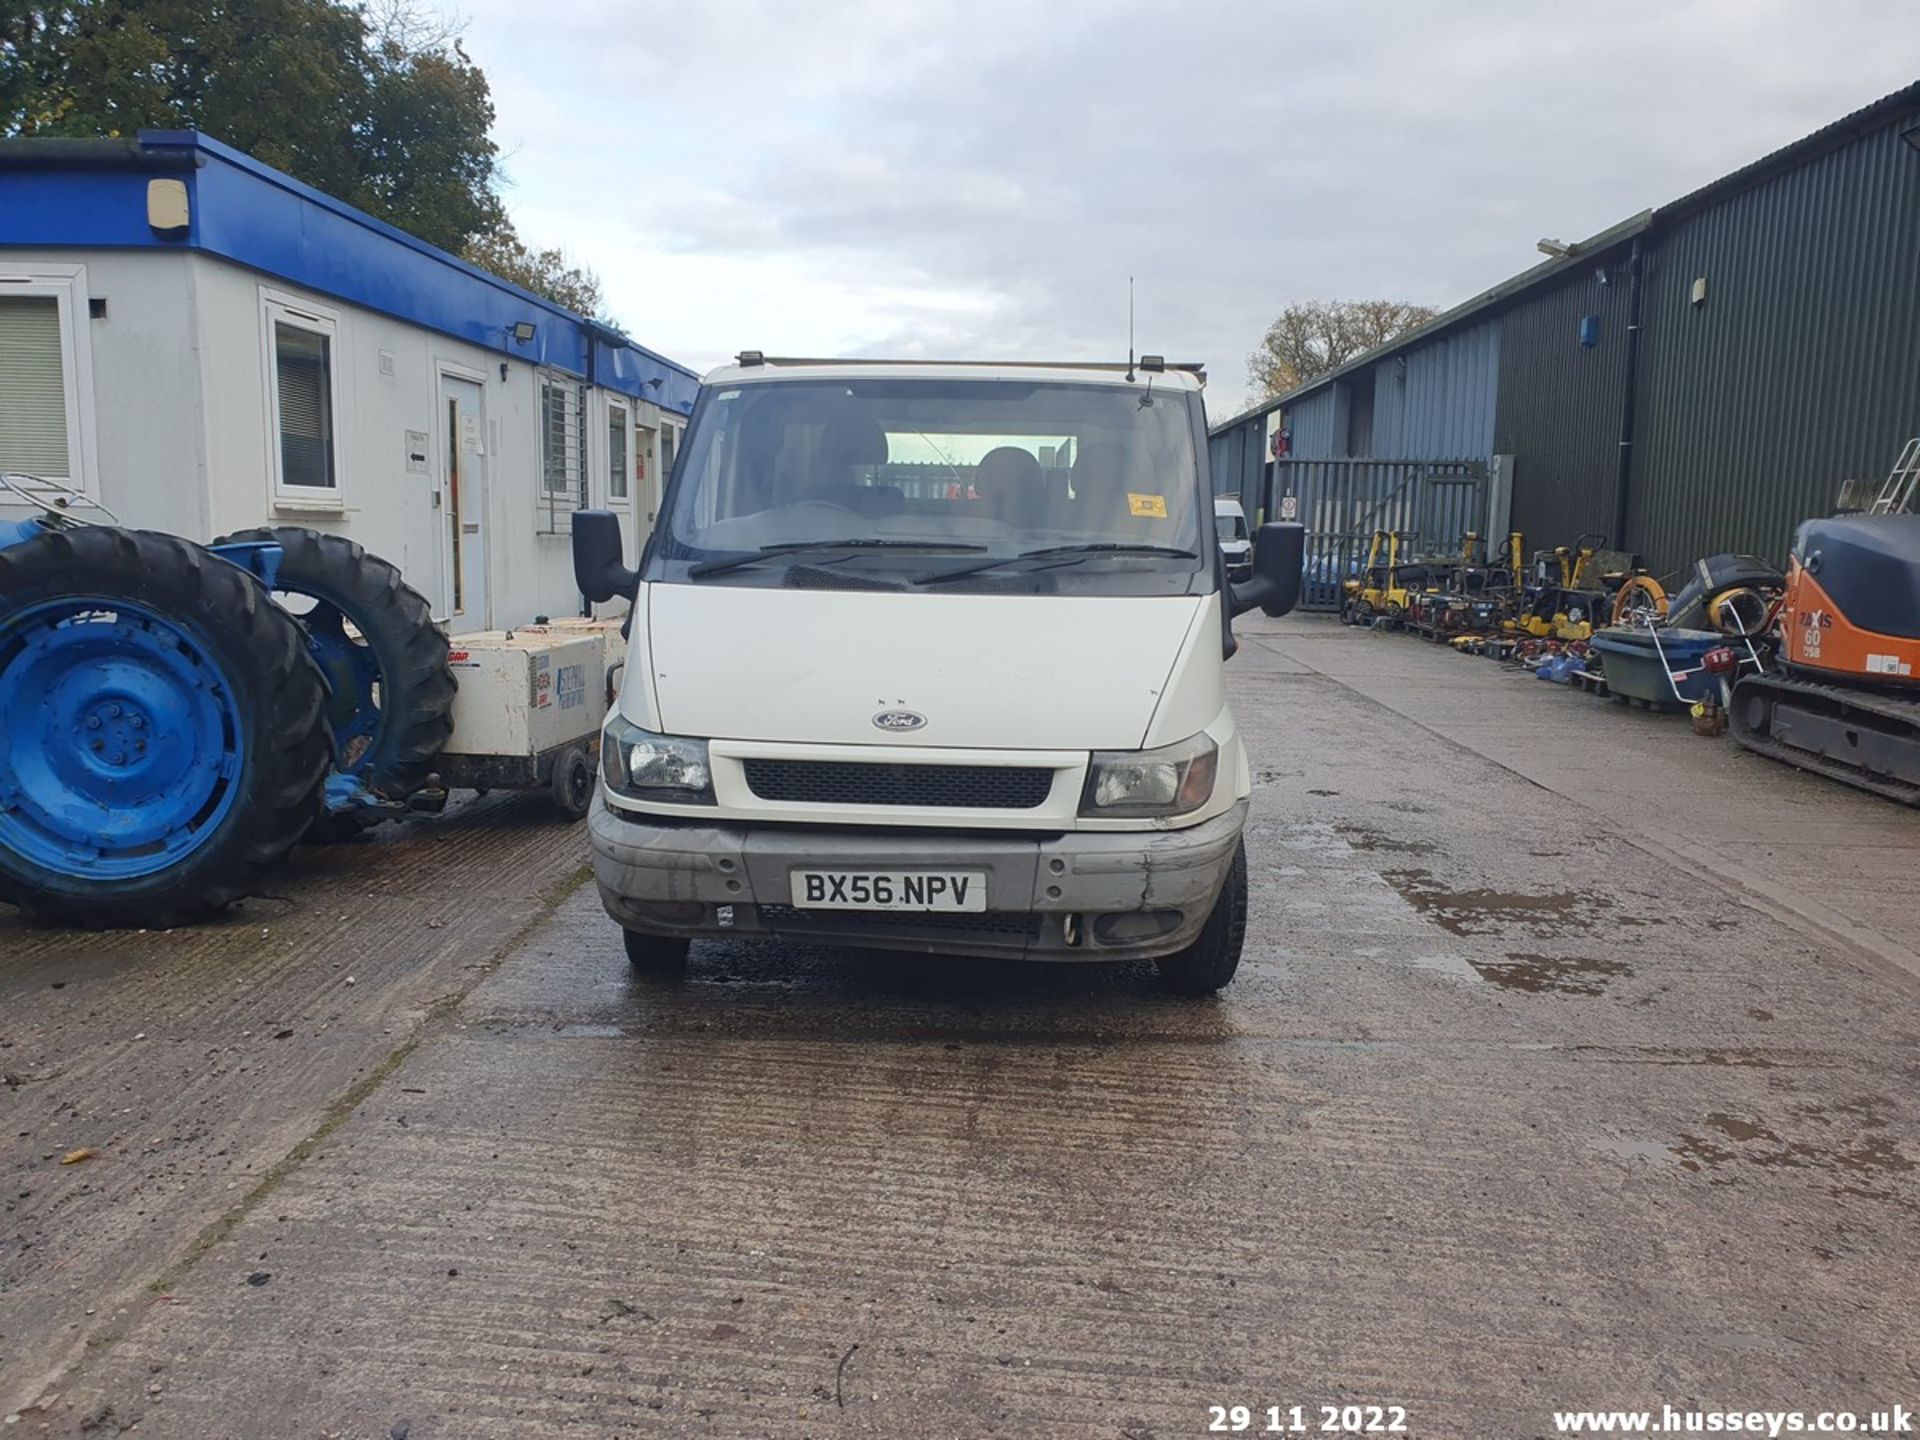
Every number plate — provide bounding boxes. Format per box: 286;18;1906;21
791;870;988;912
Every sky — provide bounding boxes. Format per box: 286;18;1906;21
441;0;1920;415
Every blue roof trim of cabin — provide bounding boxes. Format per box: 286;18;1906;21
0;130;699;414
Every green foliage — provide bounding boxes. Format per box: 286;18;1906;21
462;230;610;322
1;0;505;254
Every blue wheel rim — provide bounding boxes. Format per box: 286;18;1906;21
298;600;382;772
0;597;246;881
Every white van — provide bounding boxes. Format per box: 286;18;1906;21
1215;494;1253;580
573;357;1303;993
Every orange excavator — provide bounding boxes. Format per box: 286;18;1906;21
1729;440;1920;804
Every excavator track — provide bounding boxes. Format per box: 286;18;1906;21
1729;673;1920;806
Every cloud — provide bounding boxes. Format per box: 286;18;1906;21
449;0;1920;410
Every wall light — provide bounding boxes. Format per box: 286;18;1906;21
1903;122;1920;154
510;321;537;344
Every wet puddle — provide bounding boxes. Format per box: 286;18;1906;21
1591;1135;1677;1166
1382;867;1608;937
1678;1100;1915;1175
1594;1100;1915;1194
1405;952;1480;983
1470;951;1632;996
1334;823;1437;856
1374;947;1630;996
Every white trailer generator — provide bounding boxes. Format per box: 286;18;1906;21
437;619;628;820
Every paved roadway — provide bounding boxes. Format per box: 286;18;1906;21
2;614;1915;1439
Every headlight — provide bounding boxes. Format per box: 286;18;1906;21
602;713;714;805
1079;732;1218;818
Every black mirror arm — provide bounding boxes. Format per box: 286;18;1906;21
594;561;641;606
1228;574;1282;618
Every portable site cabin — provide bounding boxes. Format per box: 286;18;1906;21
0;130;700;630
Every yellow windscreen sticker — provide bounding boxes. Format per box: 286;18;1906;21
1127;493;1168;519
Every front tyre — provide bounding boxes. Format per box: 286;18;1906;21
623;928;690;972
1154;840;1248;995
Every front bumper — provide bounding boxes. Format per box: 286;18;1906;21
587;796;1249;961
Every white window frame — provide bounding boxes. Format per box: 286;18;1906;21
605;395;632;508
433;358;492;628
536;368;588;534
659;417;683;486
632;417;659;523
259;287;345;511
0;264;98;496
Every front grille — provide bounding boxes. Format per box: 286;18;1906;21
742;759;1054;809
759;905;1041;939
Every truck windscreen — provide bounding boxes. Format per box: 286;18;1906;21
650;378;1208;594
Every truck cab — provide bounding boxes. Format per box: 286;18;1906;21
572;357;1302;992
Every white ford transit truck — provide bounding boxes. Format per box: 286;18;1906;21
573;356;1303;993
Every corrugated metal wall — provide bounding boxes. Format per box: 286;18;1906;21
1205;414;1267;510
1628;117;1920;575
1210;92;1920;575
1494;249;1635;548
1366;318;1500;458
1284;388;1341;459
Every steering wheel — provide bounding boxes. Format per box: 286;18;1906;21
0;472;121;527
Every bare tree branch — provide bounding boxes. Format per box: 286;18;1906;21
1247;299;1439;400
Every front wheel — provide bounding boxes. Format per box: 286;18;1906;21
623;928;690;972
1154;841;1248;995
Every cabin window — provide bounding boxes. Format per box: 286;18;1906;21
0;267;93;492
538;371;587;531
262;293;342;505
608;399;630;503
0;297;69;480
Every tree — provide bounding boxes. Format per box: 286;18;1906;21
1247;299;1440;400
462;230;610;321
3;1;616;317
2;0;504;254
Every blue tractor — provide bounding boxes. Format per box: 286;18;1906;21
0;474;455;927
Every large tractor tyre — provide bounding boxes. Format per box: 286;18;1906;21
0;526;332;928
213;526;455;840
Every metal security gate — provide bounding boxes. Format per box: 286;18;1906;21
1265;459;1488;611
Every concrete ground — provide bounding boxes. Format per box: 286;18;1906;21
2;613;1916;1439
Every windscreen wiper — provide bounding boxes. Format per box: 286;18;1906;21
911;542;1199;586
1015;543;1199;560
688;538;987;578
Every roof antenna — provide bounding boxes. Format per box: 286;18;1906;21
1125;276;1136;383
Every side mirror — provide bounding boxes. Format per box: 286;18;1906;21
573;509;638;603
1228;522;1305;618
